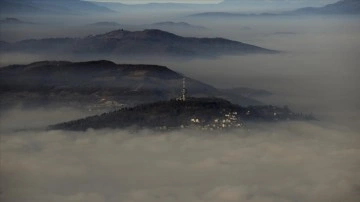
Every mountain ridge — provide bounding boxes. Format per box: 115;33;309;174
1;29;277;58
191;0;360;17
291;0;360;15
0;60;262;110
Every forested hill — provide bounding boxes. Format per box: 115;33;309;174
0;60;261;109
51;97;315;131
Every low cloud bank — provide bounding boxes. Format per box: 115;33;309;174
1;121;359;202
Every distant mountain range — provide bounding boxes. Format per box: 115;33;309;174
191;0;360;17
290;0;360;15
95;0;334;13
88;21;206;30
0;29;276;58
1;19;205;31
0;17;35;25
0;0;114;15
1;0;353;17
0;60;263;110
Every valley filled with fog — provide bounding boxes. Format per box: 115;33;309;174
1;15;359;126
1;1;360;201
1;118;359;202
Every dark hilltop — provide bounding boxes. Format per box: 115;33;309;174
51;97;314;131
0;60;262;110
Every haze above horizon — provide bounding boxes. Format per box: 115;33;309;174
86;0;337;6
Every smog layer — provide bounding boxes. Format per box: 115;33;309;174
1;0;359;202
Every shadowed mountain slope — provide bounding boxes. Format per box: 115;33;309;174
0;60;261;109
1;29;278;58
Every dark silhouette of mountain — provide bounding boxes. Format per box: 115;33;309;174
50;97;315;131
0;0;114;15
0;17;35;25
290;0;360;15
150;21;206;30
3;29;277;58
0;60;261;109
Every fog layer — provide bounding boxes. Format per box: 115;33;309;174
1;8;359;202
1;121;359;202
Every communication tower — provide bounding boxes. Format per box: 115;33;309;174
182;78;187;101
177;78;187;101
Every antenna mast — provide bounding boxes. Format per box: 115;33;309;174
182;78;187;101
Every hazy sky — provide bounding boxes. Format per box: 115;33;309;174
89;0;221;4
88;0;337;5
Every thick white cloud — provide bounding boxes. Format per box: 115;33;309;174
1;121;359;202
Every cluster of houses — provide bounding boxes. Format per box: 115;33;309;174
189;111;244;131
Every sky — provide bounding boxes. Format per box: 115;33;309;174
87;0;338;5
89;0;222;4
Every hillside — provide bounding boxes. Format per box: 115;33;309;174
51;97;314;131
0;60;260;110
1;29;277;58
